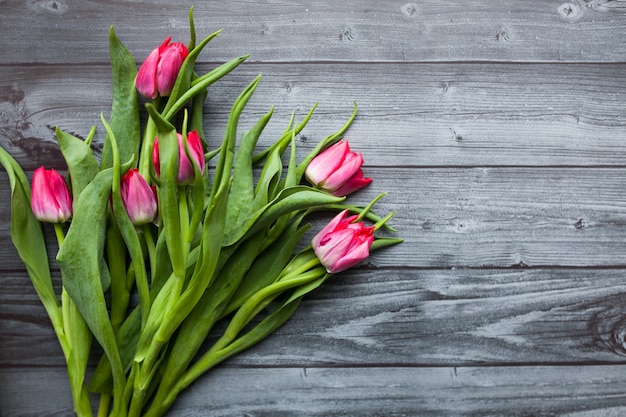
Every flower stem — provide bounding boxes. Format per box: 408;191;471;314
142;224;156;281
53;223;65;246
138;99;159;181
97;394;110;417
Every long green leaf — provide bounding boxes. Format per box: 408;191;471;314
56;126;99;200
223;186;344;246
0;146;63;333
223;220;311;317
225;107;274;236
161;28;223;119
56;167;126;414
101;26;140;170
145;104;184;279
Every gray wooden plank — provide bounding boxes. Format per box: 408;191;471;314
3;268;626;367
2;0;626;64
3;166;626;270
3;364;626;416
1;63;625;169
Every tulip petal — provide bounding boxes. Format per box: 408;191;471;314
120;169;157;225
321;151;363;193
31;167;73;223
311;209;349;249
332;169;372;197
135;47;160;99
304;141;348;186
329;230;374;273
157;44;185;96
315;228;355;272
312;210;375;274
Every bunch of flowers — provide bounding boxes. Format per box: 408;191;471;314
0;10;401;417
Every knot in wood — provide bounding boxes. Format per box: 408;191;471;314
27;0;68;14
401;3;419;18
558;2;583;19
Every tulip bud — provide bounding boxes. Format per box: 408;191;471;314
120;169;158;226
152;130;206;185
312;210;375;274
135;37;189;99
30;167;73;223
305;140;372;197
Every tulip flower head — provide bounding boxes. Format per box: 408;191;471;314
30;167;73;223
120;169;158;226
312;210;375;274
136;37;189;99
305;140;372;197
153;130;205;185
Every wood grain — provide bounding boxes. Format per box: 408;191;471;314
1;63;625;169
3;166;626;270
3;268;626;367
3;365;626;417
2;0;626;64
2;0;626;415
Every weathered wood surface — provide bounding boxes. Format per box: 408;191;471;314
2;0;626;416
2;0;626;64
2;63;626;168
4;365;626;417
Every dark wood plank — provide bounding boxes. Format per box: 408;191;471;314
3;365;626;417
3;268;626;367
2;0;626;64
1;63;625;169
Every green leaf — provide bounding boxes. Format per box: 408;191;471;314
100;26;141;170
145;104;184;279
106;219;129;332
161;29;225;120
223;219;311;317
187;7;196;50
252;103;318;165
148;230;267;409
371;236;404;251
0;146;63;333
56;126;99;200
223;186;344;246
56;167;126;413
189;72;208;147
102;114;152;330
253;146;282;210
295;101;358;181
225;107;274;236
163;55;250;122
62;289;94;417
211;75;262;199
89;307;142;394
146;296;302;416
134;75;263;392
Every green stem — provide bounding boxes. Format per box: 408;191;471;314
278;256;321;281
139;115;157;181
53;223;65;246
142;224;156;282
97;394;110;417
179;187;190;254
55;223;93;417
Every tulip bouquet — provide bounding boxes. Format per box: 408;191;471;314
0;9;401;417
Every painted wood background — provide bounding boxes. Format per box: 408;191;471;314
2;0;626;415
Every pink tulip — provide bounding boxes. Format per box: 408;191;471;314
30;167;73;223
305;140;372;197
135;37;189;99
153;130;205;185
312;210;375;274
120;169;158;225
